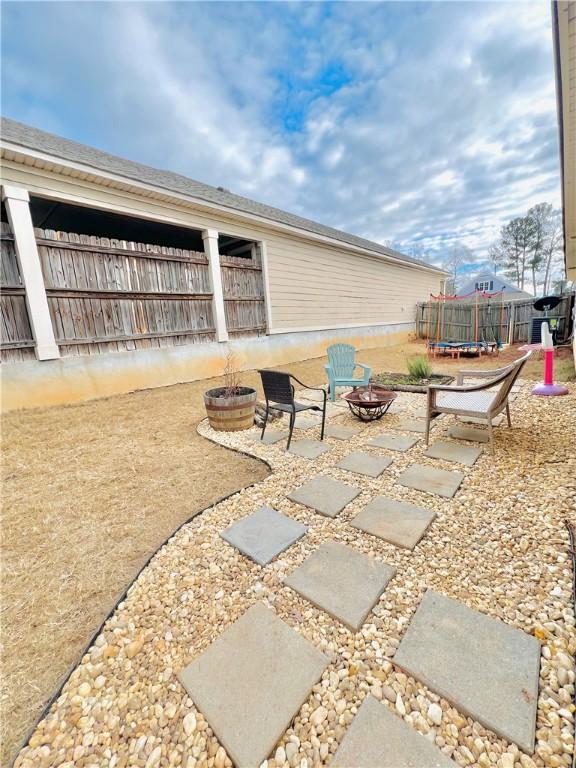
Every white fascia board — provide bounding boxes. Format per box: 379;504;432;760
0;141;449;277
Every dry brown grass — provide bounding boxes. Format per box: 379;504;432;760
2;338;573;763
1;373;269;764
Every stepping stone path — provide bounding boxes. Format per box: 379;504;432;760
257;430;288;445
288;476;360;518
367;433;419;452
292;415;322;430
337;451;393;478
296;388;326;402
392;418;428;433
461;414;504;427
413;407;443;420
447;425;490;443
284;540;395;630
397;463;464;499
351;496;436;550
220;507;307;565
394;590;540;753
332;695;456;767
288;439;331;459
325;424;361;440
179;603;329;767
424;440;482;466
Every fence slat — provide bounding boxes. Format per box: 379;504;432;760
0;221;36;361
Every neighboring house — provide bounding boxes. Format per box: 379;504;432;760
552;1;576;362
458;273;533;301
0;117;447;411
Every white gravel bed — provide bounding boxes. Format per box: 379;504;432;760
15;386;576;768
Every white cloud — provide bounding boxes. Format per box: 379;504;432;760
1;1;561;270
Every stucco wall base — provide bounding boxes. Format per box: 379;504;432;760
1;323;414;412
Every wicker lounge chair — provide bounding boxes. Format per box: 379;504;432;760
424;351;532;454
258;369;327;450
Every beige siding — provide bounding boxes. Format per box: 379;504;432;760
557;1;576;279
0;157;443;331
266;233;441;329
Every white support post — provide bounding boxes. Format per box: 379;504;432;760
2;185;60;360
202;228;228;343
258;240;274;333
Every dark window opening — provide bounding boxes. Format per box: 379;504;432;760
29;197;205;251
0;201;8;223
218;233;256;258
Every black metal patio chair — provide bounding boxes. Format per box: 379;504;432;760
258;369;327;450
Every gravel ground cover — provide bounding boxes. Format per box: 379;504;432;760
14;380;575;768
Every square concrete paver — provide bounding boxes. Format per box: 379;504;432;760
179;603;329;767
394;590;541;752
397;463;464;499
413;408;444;420
393;418;428;433
257;430;288;445
447;425;490;443
332;695;456;767
220;507;307;565
351;496;436;550
367;433;419;452
288;439;331;459
293;415;322;430
326;424;361;440
337;451;393;478
461;414;504;427
288;476;361;518
284;541;395;630
424;441;482;466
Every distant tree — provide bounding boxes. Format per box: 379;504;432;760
490;204;564;294
442;244;475;293
491;215;537;290
538;209;564;294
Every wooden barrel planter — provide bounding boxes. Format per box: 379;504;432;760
203;387;257;431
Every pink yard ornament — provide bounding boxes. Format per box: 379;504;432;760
520;322;569;396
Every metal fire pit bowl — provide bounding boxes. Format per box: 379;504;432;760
342;385;397;421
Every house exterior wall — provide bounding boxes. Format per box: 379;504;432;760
459;273;531;298
0;156;444;410
555;1;576;282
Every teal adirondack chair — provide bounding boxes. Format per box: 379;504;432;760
325;344;371;401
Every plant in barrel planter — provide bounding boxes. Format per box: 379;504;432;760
204;350;257;431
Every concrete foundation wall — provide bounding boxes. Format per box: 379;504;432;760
1;322;414;412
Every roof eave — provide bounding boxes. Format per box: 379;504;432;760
0;140;449;277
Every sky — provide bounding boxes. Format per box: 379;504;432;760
1;1;561;277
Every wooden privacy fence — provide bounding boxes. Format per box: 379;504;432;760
416;295;574;344
0;221;35;362
34;229;216;356
220;246;266;338
1;226;269;361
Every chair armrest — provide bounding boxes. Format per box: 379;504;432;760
324;364;332;373
429;380;502;394
356;364;371;374
290;374;327;396
456;364;512;385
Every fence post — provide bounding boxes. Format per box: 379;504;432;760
2;185;60;360
508;303;516;344
202;228;229;343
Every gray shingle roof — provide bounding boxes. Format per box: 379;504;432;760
1;116;443;273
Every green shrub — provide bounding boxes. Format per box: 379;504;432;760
407;355;432;381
